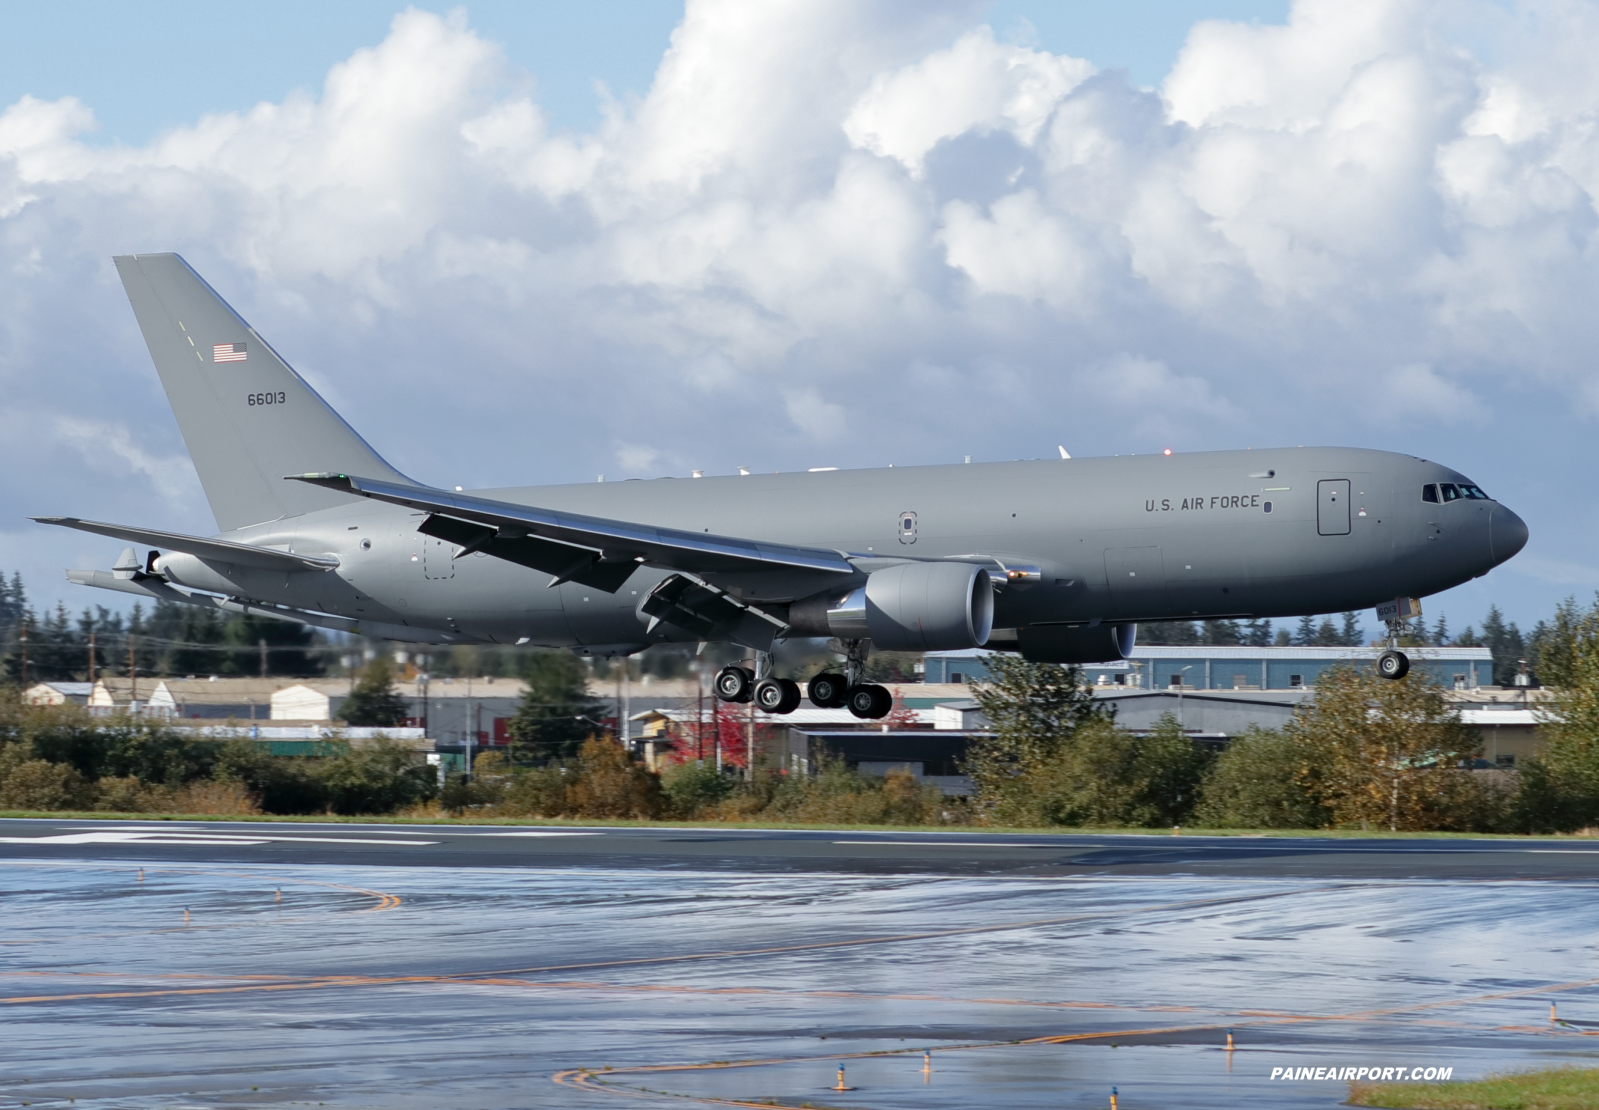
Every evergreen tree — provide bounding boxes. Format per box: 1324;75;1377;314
508;650;605;764
1139;621;1200;645
339;656;410;727
1312;617;1342;646
1273;628;1292;646
964;657;1112;818
1294;614;1317;646
1479;605;1525;687
1244;619;1273;647
1432;614;1449;646
1339;612;1364;646
1200;619;1242;646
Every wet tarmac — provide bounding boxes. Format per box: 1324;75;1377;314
4;819;1599;1108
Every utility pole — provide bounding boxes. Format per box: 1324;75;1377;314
127;633;136;713
259;638;268;678
87;630;96;683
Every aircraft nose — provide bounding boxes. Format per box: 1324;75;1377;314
1491;506;1529;566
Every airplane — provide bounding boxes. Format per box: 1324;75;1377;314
37;254;1529;720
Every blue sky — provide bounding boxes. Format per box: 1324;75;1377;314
0;0;1588;642
0;2;1291;140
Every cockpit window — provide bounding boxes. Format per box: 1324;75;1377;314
1439;483;1461;502
1461;484;1490;500
1421;484;1439;503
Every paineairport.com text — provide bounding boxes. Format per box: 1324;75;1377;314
1271;1066;1452;1082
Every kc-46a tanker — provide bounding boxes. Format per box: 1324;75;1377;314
37;254;1528;719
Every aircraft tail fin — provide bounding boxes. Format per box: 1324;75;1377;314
113;253;415;532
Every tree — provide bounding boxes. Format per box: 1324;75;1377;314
1517;595;1599;830
1312;617;1342;646
1294;614;1316;646
1244;619;1274;647
1202;619;1242;646
1340;612;1364;647
339;656;409;727
508;650;605;763
1195;727;1329;829
965;657;1112;819
1479;605;1526;687
561;736;665;818
1285;667;1481;831
1139;621;1200;645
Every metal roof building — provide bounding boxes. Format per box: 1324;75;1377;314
925;644;1496;691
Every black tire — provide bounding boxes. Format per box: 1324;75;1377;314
846;683;893;720
714;665;754;702
808;672;848;709
754;677;802;715
1377;650;1410;680
753;677;790;713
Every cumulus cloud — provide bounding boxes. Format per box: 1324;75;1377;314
1;0;1597;622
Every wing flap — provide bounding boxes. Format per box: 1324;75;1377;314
36;517;338;572
417;514;639;593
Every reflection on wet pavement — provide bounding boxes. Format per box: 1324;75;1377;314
4;861;1599;1108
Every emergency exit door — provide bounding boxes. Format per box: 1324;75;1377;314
1318;480;1351;536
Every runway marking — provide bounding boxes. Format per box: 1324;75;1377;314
0;861;402;942
0;830;437;846
476;831;603;837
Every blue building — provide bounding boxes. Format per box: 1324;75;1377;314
924;644;1495;691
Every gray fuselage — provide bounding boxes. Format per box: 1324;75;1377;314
153;445;1528;651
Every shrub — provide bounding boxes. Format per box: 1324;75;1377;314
1195;727;1330;829
562;737;665;819
660;759;734;817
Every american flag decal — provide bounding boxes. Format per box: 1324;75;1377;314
213;342;247;363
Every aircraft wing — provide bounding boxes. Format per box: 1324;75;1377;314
287;473;855;578
34;517;339;572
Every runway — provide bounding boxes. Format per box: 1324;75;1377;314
4;820;1599;1108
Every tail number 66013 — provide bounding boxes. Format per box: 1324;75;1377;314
247;392;287;406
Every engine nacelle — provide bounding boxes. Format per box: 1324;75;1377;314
789;562;994;651
1017;623;1137;664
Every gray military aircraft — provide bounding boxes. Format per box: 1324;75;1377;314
38;254;1528;719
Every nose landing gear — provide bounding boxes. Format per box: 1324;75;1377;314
1376;606;1413;681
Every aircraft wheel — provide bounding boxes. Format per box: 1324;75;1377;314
755;677;802;714
846;683;893;720
1376;650;1410;680
807;672;848;709
714;665;754;702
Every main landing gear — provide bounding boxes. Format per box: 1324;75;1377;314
712;639;893;720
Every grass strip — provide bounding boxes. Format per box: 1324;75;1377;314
1350;1066;1599;1109
2;809;1599;839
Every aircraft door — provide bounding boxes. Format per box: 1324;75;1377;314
1317;480;1351;536
422;536;456;579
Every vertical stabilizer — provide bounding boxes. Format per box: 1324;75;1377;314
114;253;415;531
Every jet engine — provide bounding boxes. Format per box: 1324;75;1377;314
789;562;994;651
1017;622;1137;664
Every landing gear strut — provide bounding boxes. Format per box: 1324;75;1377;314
818;638;892;720
1377;619;1410;681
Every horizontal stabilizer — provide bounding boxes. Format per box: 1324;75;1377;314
66;569;462;644
36;517;338;572
289;473;854;578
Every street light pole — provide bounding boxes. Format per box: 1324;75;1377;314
1178;665;1193;731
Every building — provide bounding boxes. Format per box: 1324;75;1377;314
22;681;93;706
925;644;1496;691
86;677;286;719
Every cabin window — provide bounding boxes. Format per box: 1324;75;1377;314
1263;501;1272;513
1440;482;1461;501
1421;484;1439;503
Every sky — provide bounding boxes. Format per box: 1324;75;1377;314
0;0;1587;641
